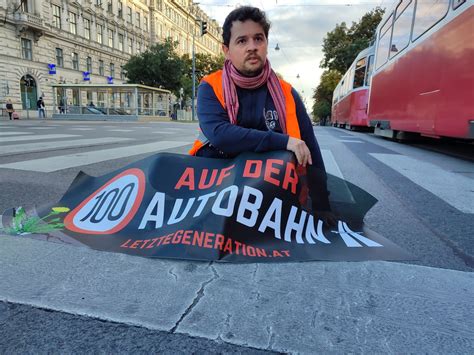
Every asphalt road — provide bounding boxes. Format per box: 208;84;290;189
1;119;471;270
1;119;472;353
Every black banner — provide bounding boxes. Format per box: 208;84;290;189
1;151;412;262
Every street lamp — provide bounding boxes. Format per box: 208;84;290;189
275;43;280;51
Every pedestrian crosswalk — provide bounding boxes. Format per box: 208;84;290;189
0;141;189;172
0;125;472;215
0;124;192;172
0;137;133;155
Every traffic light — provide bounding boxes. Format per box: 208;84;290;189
200;21;207;36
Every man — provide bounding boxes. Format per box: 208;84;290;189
191;6;335;224
37;97;45;118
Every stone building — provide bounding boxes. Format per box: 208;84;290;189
0;0;222;116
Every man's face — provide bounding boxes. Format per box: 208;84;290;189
223;20;268;77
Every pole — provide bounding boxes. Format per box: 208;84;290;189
191;31;196;121
24;90;30;120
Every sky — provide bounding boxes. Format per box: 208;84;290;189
198;0;388;110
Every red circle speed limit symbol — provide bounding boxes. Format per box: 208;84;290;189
64;168;146;234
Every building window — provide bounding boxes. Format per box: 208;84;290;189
127;7;132;23
412;0;449;40
69;12;77;34
136;12;140;28
96;0;102;6
144;16;148;31
110;63;115;77
84;19;91;40
120;66;125;80
118;1;123;18
99;60;104;76
21;38;32;60
107;0;112;13
72;52;79;70
86;56;92;73
128;38;132;54
56;48;64;67
20;0;29;12
96;24;103;44
137;41;141;54
118;33;124;51
52;5;61;29
108;28;114;47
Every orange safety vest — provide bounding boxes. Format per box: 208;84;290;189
189;70;301;155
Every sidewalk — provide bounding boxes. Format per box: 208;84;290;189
1;234;472;353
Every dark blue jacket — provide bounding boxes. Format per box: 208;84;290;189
196;81;330;211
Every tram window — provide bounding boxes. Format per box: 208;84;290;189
375;14;393;70
412;0;449;41
453;0;466;10
353;58;366;88
365;55;374;86
390;0;415;58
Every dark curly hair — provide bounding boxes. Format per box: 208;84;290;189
222;6;271;47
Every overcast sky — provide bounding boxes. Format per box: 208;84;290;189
198;0;388;110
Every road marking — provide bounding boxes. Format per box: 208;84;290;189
321;149;355;203
28;127;55;130
68;128;95;131
108;129;134;132
339;140;364;143
0;141;189;172
1;134;79;142
371;153;474;214
321;149;344;179
0;131;34;136
0;137;133;156
152;131;175;134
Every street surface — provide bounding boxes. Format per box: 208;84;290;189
1;119;473;353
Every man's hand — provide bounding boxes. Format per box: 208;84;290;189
286;137;312;167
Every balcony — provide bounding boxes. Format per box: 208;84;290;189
13;12;46;41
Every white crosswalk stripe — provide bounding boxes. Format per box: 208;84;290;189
0;141;189;172
321;149;355;203
1;134;79;142
0;137;133;156
321;149;344;179
371;153;474;214
0;131;34;136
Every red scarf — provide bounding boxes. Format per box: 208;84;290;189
222;59;287;134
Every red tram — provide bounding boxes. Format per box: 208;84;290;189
331;46;375;130
368;0;474;140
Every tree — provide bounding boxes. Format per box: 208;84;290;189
312;70;342;121
313;7;384;121
180;53;225;102
123;39;185;96
320;7;384;73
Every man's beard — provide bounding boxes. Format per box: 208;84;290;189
240;60;264;77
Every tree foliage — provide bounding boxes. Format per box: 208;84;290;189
180;53;225;100
312;70;342;120
312;7;384;120
320;7;384;73
123;39;185;95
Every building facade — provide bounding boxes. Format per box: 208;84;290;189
0;0;222;115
